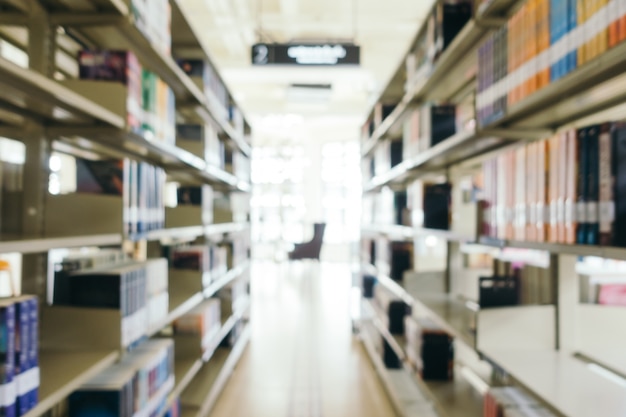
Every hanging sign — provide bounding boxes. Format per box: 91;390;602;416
251;43;360;66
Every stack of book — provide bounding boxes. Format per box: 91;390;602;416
405;0;472;91
173;299;222;357
129;0;172;56
373;284;412;334
390;241;413;281
484;387;556;416
68;339;175;417
477;0;626;127
402;105;457;161
0;296;39;416
76;51;176;144
482;122;626;247
53;257;169;348
218;277;249;320
172;244;229;285
177;59;229;122
404;316;454;381
176;122;224;169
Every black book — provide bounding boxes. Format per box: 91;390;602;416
613;123;626;247
387;300;411;335
362;275;377;299
393;191;408;225
576;128;590;244
421;331;454;381
383;339;401;369
439;2;472;54
430;106;457;147
390;241;412;281
479;276;519;308
586;125;600;245
423;183;451;230
390;140;403;168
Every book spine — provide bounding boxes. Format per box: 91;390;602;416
14;300;29;416
550;0;560;81
564;129;578;243
609;0;620;46
568;0;579;73
598;123;614;245
613;123;626;246
27;298;37;410
576;127;589;244
537;139;550;242
578;0;587;65
587;125;601;245
123;158;131;236
0;304;16;416
597;0;609;55
516;146;527;241
549;135;559;242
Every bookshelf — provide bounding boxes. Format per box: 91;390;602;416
0;0;252;415
359;0;626;414
24;350;120;417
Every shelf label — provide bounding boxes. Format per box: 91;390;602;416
252;43;360;66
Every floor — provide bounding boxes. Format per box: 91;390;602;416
210;260;397;417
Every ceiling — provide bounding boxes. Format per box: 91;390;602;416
179;0;433;140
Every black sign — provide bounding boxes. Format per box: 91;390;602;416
251;43;360;66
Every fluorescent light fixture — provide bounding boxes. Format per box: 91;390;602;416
287;83;333;103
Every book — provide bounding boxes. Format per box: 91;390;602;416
586;125;601;244
576;127;589;244
613;123;626;247
548;135;560;242
0;300;16;417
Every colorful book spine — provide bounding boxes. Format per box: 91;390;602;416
537;139;550;242
549;135;560;242
578;0;588;65
621;0;626;41
609;0;620;46
27;298;37;410
14;299;28;416
0;302;16;417
567;0;579;74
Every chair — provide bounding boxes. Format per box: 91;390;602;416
288;223;326;260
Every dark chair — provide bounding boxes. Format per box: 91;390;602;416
288;223;326;260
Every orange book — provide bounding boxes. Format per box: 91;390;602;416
509;11;519;106
526;0;539;95
512;9;522;105
548;135;560;242
584;0;595;60
519;4;529;102
578;0;587;65
537;0;551;89
564;129;579;244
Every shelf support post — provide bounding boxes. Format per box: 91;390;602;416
556;253;578;353
20;2;56;298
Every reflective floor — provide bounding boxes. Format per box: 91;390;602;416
211;261;397;417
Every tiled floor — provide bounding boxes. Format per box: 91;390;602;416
211;261;397;417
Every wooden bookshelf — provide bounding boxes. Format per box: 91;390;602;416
23;350;120;417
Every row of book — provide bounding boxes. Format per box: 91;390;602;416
178;59;230;123
53;254;169;348
75;157;167;235
362;181;452;231
405;0;473;92
579;272;626;305
173;274;249;357
477;0;626;127
172;244;229;285
129;0;172;57
77;50;176;145
482;122;626;247
364;104;458;178
0;296;39;417
484;386;556;417
480;260;555;307
68;339;175;417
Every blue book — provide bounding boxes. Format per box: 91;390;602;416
13;299;29;416
0;301;16;417
26;298;37;410
558;0;568;79
550;0;561;81
567;0;578;74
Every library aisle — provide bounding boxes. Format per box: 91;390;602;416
210;261;397;417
